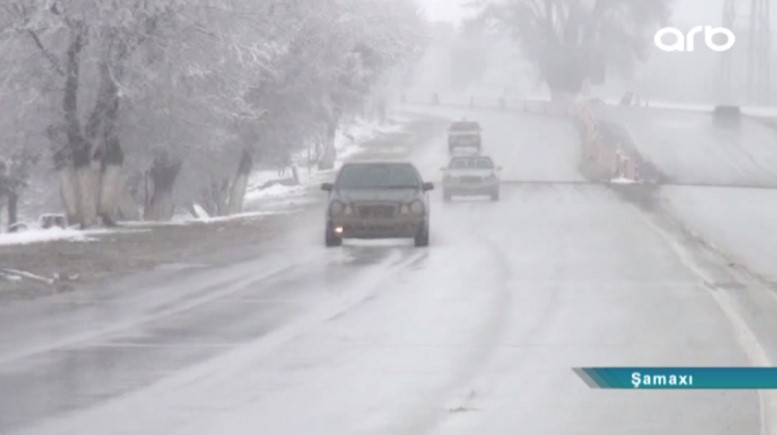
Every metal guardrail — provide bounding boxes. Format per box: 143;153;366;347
402;96;577;117
497;179;777;190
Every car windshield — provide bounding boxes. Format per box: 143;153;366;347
336;164;420;189
450;157;494;169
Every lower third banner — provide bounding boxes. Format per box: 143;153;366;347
574;367;777;389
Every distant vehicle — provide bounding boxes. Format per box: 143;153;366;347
620;92;635;106
441;155;501;201
321;161;434;247
447;120;482;153
713;105;741;128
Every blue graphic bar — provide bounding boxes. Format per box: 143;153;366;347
574;367;777;389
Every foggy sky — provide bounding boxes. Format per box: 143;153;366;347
417;0;768;26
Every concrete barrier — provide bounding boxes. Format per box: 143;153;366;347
569;99;646;182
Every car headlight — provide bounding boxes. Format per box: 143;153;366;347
400;204;410;214
329;201;345;216
409;200;425;215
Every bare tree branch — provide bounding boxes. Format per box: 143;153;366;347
27;29;64;76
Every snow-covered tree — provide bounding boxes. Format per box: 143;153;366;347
471;0;672;99
0;0;428;225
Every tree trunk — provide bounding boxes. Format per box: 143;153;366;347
7;191;18;232
227;149;253;215
227;176;248;215
98;165;121;226
318;120;338;170
117;183;141;221
83;34;126;227
214;178;230;216
144;190;174;222
60;24;88;226
97;135;124;225
57;161;79;224
75;161;100;227
144;157;181;221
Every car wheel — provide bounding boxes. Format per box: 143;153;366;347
414;224;430;247
443;190;452;202
325;223;342;247
491;189;500;201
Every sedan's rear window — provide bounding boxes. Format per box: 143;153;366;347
450;157;493;169
337;164;420;189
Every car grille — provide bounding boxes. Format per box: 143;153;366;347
357;204;396;218
459;176;483;183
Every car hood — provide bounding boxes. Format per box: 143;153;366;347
334;188;420;203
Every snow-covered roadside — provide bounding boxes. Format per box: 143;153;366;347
660;186;777;282
0;227;148;247
243;116;407;206
0;116;409;246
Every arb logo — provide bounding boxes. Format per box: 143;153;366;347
654;26;736;52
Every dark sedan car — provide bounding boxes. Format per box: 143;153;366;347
321;162;434;247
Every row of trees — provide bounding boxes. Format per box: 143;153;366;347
469;0;673;99
0;0;426;229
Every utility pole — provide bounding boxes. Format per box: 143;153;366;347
721;0;772;104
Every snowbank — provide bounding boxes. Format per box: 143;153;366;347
118;210;289;227
2;116;409;241
0;227;137;246
610;177;639;185
0;228;90;246
245;181;306;203
191;210;288;224
661;186;777;281
243;116;408;205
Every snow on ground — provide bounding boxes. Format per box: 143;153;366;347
592;105;777;284
660;185;777;282
598;107;777;185
743;107;777;118
0;227;147;246
2;115;405;241
244;174;308;204
244;116;408;206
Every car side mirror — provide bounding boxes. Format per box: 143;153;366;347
496;166;503;171
321;182;334;191
422;182;434;191
440;167;447;171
